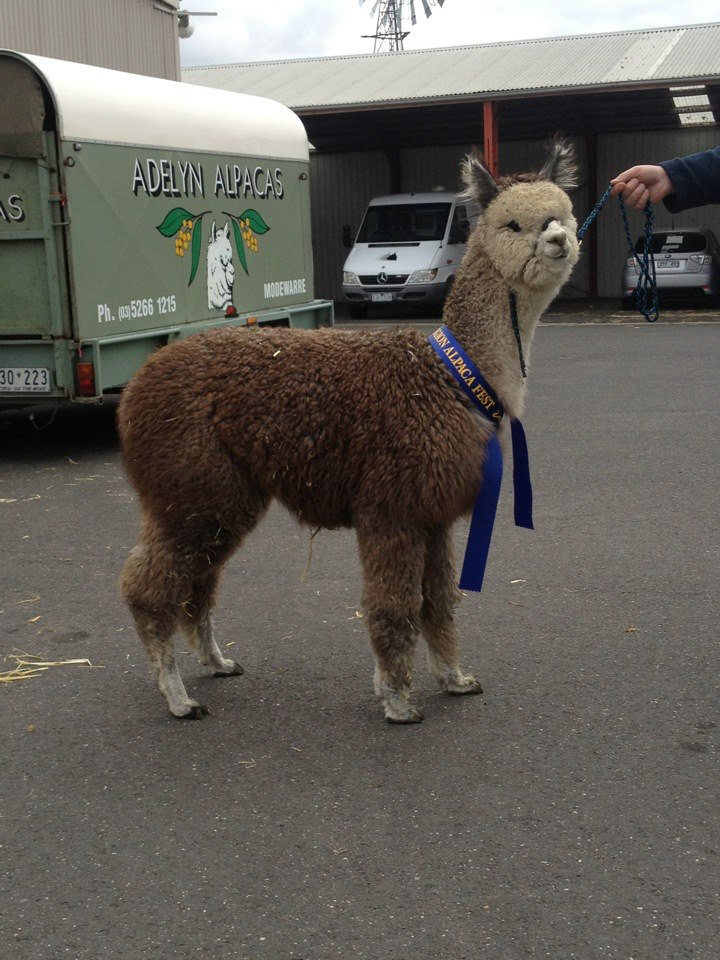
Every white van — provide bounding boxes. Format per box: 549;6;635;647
341;192;476;319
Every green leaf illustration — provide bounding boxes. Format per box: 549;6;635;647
239;209;270;235
156;207;195;237
230;217;249;276
187;213;205;286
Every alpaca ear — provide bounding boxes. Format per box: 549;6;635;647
459;152;498;209
538;136;578;192
223;221;230;238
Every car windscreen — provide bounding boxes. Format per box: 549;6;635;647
357;203;452;244
635;232;708;254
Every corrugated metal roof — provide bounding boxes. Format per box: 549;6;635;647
183;22;720;110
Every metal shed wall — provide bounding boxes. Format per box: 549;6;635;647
596;128;720;297
0;0;180;79
310;151;390;303
313;139;592;302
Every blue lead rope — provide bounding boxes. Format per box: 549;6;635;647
428;325;533;592
577;185;659;323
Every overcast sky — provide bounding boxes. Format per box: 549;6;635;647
179;1;719;67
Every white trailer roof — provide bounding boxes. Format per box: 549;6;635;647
0;50;309;161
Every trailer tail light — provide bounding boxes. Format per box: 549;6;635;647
76;362;96;396
225;305;237;317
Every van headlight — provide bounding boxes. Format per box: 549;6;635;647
407;268;438;284
343;271;360;285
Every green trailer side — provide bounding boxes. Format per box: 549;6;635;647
0;50;333;409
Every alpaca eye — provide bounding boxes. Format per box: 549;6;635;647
506;220;521;232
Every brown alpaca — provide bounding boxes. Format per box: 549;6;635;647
118;139;580;723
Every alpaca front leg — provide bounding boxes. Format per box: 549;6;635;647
357;523;426;723
421;527;483;696
368;613;424;723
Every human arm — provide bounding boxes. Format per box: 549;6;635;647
611;146;720;213
658;146;720;212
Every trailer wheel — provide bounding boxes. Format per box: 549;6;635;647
348;304;369;320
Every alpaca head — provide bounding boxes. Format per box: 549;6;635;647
460;137;580;290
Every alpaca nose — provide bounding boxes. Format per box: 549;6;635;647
540;217;569;257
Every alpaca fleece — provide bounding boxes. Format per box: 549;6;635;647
118;140;580;723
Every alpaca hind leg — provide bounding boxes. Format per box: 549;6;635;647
421;526;482;695
357;523;426;723
179;502;266;680
121;537;208;718
131;608;208;718
184;610;244;677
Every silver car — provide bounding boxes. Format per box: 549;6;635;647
623;228;720;307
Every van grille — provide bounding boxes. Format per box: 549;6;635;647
359;274;409;285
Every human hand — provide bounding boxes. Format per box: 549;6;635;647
610;165;674;210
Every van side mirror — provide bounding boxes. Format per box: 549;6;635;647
342;224;353;248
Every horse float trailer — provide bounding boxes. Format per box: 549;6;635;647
0;50;333;408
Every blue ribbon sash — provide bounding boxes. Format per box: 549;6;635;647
428;325;534;591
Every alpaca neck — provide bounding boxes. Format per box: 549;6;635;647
444;279;540;420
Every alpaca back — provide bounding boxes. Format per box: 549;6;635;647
118;326;490;530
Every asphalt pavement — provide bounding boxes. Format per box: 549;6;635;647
1;313;718;960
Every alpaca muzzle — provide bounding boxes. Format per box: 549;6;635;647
538;220;571;260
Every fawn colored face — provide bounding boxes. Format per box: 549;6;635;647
480;180;580;288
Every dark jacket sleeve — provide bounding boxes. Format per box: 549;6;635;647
660;146;720;212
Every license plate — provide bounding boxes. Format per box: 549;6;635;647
0;367;52;393
371;292;393;302
656;260;680;269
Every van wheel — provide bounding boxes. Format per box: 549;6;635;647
348;305;368;320
441;277;455;307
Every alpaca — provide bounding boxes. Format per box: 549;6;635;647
207;220;235;310
118;138;580;723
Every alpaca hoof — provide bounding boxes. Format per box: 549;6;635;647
385;704;424;724
174;702;210;719
213;660;244;678
446;676;483;696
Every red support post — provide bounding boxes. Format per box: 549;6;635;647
483;101;499;178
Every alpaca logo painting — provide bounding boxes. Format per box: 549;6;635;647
156;206;269;309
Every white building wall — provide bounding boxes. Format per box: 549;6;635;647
0;0;180;79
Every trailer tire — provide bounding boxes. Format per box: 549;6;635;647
348;304;369;320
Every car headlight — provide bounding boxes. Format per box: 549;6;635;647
407;268;438;284
343;271;360;285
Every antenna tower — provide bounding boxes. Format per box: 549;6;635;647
360;0;446;53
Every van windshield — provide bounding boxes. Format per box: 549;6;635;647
357;202;452;244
